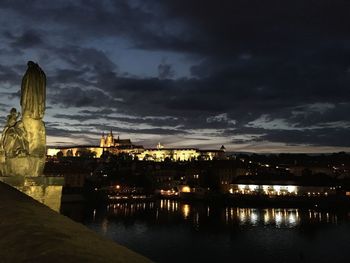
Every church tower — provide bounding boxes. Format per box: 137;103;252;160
100;132;106;147
106;130;114;147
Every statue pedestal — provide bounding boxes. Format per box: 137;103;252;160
0;176;64;212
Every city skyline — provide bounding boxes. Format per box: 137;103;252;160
0;1;350;153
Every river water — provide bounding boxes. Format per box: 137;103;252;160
61;199;350;262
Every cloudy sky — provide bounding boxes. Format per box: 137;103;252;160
0;0;349;153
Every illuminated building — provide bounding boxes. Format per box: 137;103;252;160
47;145;104;158
100;130;133;148
47;131;143;158
138;147;199;161
47;132;226;161
228;175;338;196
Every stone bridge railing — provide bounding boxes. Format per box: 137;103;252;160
0;182;151;263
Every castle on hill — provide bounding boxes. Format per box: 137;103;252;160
47;130;226;161
99;130;132;148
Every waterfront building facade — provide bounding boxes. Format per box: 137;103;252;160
228;176;338;196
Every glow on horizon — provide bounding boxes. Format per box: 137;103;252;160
46;134;350;153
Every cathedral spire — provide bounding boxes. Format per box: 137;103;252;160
100;132;106;147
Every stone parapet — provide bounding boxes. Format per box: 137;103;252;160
0;181;151;263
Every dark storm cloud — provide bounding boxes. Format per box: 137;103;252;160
48;62;349;148
151;1;350;55
47;119;185;138
48;86;117;108
49;68;93;86
290;103;350;127
158;60;175;79
9;30;44;49
257;128;350;148
45;125;100;145
95;65;348;120
1;0;350;150
54;111;181;127
46;126;87;137
112;127;185;136
2;1;350;55
0;64;21;85
0;0;162;46
53;45;117;73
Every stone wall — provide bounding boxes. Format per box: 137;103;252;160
0;182;151;263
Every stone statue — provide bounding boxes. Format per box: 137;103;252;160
21;61;46;119
0;62;65;212
1;108;20;146
5;108;20;127
1;108;29;158
0;61;46;177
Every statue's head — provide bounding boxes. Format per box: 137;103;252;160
10;108;17;114
27;61;36;67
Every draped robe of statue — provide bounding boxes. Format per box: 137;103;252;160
21;61;46;120
21;62;46;173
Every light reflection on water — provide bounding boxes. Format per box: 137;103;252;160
101;199;340;228
226;207;301;227
62;200;350;263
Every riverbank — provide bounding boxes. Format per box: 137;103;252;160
0;181;151;263
86;190;350;210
